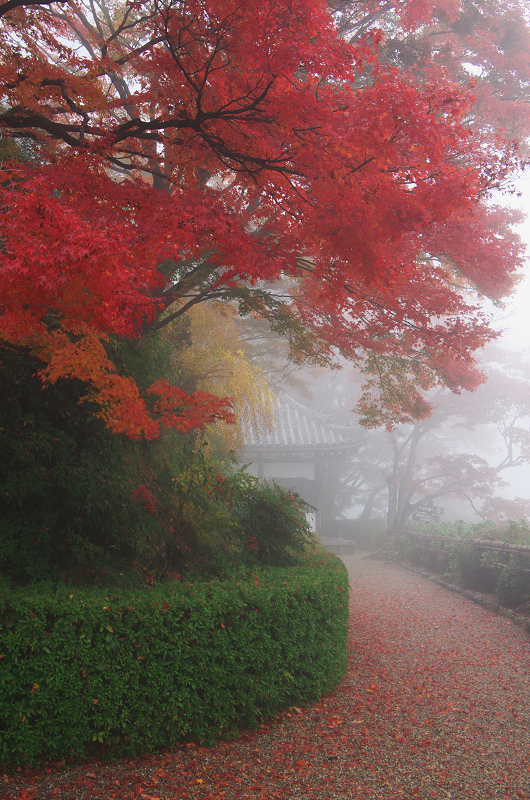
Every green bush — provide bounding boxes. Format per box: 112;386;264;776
0;344;163;586
410;519;530;547
394;528;530;600
140;453;316;578
457;544;498;593
435;548;450;574
497;563;530;609
425;548;439;573
233;478;314;567
0;553;349;767
0;344;315;586
405;542;425;567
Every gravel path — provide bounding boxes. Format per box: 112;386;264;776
2;553;530;799
338;554;530;799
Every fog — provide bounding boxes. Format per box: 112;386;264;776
245;331;530;535
239;11;530;538
258;168;530;533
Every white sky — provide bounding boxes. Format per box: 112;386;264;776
495;173;530;351
473;175;530;509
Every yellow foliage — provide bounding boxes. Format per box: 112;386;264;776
166;302;276;452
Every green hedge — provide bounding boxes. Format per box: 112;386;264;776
0;553;349;767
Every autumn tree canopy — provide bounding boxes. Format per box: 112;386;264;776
0;0;528;436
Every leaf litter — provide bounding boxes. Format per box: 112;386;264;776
2;553;530;799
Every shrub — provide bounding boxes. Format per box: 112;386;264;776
0;344;162;586
233;478;315;567
497;563;530;609
410;519;530;547
435;548;450;574
405;542;425;568
457;544;498;593
0;553;348;767
0;345;315;586
425;548;439;573
410;520;476;539
147;455;316;577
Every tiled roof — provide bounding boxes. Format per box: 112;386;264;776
244;394;359;453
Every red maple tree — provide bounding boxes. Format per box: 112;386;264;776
0;0;526;435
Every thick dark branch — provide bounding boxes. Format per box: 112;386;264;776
157;260;219;305
1;101;303;179
149;288;229;330
0;107;95;147
111;35;167;68
41;78;89;125
0;0;66;16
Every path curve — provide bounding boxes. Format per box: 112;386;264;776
2;553;530;800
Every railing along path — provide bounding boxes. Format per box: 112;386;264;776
402;530;530;573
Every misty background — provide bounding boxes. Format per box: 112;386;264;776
243;173;530;535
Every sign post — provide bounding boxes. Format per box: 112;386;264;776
411;503;444;522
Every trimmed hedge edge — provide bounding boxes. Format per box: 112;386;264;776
0;553;349;767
